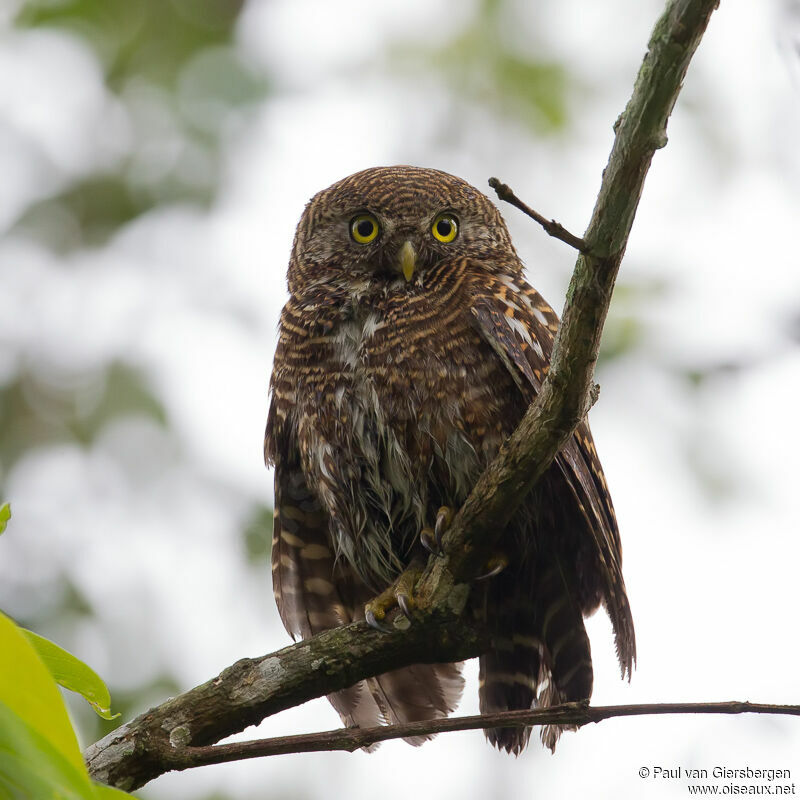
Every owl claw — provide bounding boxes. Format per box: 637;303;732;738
363;561;424;632
365;608;394;633
475;553;509;581
420;527;443;557
420;506;454;556
434;506;454;544
397;592;412;619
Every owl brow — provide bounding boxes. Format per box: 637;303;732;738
344;207;378;221
431;206;461;219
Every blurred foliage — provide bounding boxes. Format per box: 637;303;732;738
16;0;246;90
241;502;274;566
3;8;266;794
0;361;166;481
11;577;97;648
598;276;668;365
60;579;95;618
675;361;746;504
680;361;744;389
15;176;158;251
12;0;267;250
391;0;568;132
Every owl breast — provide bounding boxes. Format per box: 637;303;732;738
296;280;515;588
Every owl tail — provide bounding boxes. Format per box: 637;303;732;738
330;663;464;748
478;556;593;754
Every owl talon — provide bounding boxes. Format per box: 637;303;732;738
364;562;424;632
397;592;413;620
434;506;454;546
420;527;444;557
365;608;394;633
475;553;509;581
420;506;454;556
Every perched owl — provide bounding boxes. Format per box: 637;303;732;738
265;165;635;754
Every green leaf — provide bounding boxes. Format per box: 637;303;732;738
0;613;87;774
93;782;139;798
0;701;96;800
0;503;10;535
22;629;119;720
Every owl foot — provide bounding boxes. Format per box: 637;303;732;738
475;553;509;581
420;506;454;557
365;560;425;632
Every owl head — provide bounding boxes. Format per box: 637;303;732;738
287;166;519;295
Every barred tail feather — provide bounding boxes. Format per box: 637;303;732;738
477;572;540;755
479;643;539;754
478;553;593;754
365;663;464;746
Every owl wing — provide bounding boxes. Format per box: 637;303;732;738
470;270;635;678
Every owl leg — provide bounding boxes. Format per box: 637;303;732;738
365;558;425;632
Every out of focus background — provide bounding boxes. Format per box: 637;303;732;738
1;0;799;797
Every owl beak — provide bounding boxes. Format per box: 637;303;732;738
398;240;416;282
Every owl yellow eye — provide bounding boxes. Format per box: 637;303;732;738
431;212;458;243
350;213;380;244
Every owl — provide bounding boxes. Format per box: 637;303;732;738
265;165;635;754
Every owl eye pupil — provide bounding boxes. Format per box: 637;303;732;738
432;212;458;242
350;214;380;243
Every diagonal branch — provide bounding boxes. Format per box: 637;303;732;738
416;0;720;602
87;0;721;790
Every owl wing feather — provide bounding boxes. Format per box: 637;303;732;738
470;271;636;679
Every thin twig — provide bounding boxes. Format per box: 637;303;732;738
488;177;589;253
173;701;800;770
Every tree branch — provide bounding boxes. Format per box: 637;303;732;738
416;0;720;600
163;702;800;769
87;0;722;790
488;177;589;253
86;618;488;791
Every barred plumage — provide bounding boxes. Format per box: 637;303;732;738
265;165;635;753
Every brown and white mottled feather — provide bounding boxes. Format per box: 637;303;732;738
267;385;463;744
265;165;635;754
